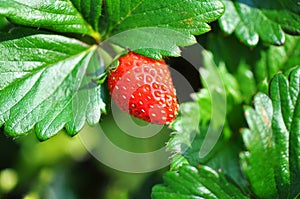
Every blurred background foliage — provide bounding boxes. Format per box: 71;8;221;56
0;113;171;199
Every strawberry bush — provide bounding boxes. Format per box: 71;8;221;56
0;0;299;198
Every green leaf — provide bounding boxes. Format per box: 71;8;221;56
204;32;300;103
104;0;224;36
241;93;277;199
107;27;196;59
270;68;300;198
254;35;300;85
170;155;190;171
70;0;102;31
288;68;300;198
101;0;224;58
0;16;8;30
0;33;105;140
219;0;300;46
169;102;249;193
0;0;100;40
186;133;249;190
152;165;248;199
167;102;200;156
167;54;249;193
167;50;229;156
241;67;300;198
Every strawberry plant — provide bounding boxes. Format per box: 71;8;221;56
0;0;299;199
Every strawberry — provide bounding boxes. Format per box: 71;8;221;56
107;52;178;125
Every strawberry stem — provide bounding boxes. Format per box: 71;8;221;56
93;71;108;85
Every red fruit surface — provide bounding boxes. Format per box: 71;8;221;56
107;52;179;125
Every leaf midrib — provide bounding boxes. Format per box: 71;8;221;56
108;0;144;35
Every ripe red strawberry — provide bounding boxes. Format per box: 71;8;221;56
107;52;178;125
